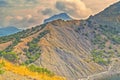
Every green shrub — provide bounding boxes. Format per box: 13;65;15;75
109;45;112;49
24;30;50;65
28;64;54;76
0;24;47;44
91;50;110;65
1;51;18;62
99;24;120;44
0;61;5;74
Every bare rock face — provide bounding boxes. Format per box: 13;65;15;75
33;20;104;80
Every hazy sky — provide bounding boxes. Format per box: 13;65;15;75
0;0;119;28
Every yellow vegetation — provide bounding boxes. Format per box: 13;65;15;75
0;59;66;80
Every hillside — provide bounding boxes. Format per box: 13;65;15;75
0;59;65;80
0;20;105;80
88;1;120;32
0;1;120;80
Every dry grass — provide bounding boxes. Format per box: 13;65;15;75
0;59;66;80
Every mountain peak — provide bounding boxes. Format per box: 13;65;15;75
57;13;70;16
96;1;120;16
44;13;72;23
88;1;120;32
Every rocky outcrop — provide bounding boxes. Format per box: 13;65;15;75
34;20;104;80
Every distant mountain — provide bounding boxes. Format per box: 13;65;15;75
0;26;21;36
44;13;72;23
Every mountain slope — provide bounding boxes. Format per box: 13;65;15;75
0;20;105;80
0;27;21;37
0;59;65;80
88;1;120;32
44;13;72;23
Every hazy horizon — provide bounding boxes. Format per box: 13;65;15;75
0;0;119;28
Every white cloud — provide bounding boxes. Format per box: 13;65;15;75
81;0;119;15
0;0;119;28
55;0;92;19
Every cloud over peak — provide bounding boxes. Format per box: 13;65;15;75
0;0;118;28
55;0;92;18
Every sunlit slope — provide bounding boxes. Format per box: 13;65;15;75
0;59;65;80
0;20;105;80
